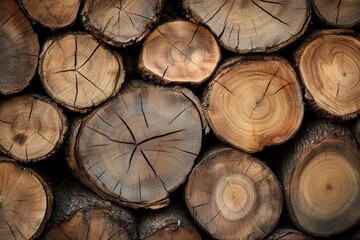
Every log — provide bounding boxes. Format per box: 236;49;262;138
0;0;39;95
203;56;304;153
138;204;201;240
182;0;310;53
279;120;360;236
18;0;81;29
185;146;283;240
0;94;67;162
355;118;360;145
43;178;137;240
38;32;125;113
68;81;206;209
82;0;165;47
311;0;360;28
0;157;53;240
266;227;313;240
296;29;360;121
138;19;221;85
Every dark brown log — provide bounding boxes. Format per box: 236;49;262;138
138;19;221;85
279;120;360;236
18;0;81;29
0;0;39;95
203;56;304;153
0;94;67;162
0;157;53;240
38;32;125;113
43;178;137;240
266;227;313;240
296;29;360;121
185;146;283;240
138;204;201;240
82;0;165;47
68;81;207;209
182;0;310;53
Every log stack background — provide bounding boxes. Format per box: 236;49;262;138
0;0;360;239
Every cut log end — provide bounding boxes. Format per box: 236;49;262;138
266;228;313;240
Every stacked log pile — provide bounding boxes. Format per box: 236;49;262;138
0;0;359;239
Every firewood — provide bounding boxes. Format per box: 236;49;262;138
296;29;360;121
185;146;283;240
68;81;206;209
311;0;360;28
0;0;39;95
355;118;360;145
0;157;53;240
138;204;201;240
82;0;165;47
203;56;304;153
279;120;360;236
266;227;313;240
138;19;221;85
18;0;81;29
182;0;310;53
38;32;125;113
43;178;137;240
0;95;67;162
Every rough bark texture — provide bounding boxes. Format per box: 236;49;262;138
266;227;313;240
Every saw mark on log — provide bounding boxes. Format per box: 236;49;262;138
56;41;67;58
4;219;16;240
0;119;12;124
109;150;133;163
123;10;139;31
255;67;279;108
188;24;200;45
95;169;107;182
85;126;134;145
127;146;137;172
115;113;136;142
251;0;290;27
259;0;284;5
192;201;210;208
6;141;14;155
162;65;169;79
214;80;236;96
86;161;100;171
218;0;235;40
74;34;78;69
206;206;224;225
336;83;340;97
336;0;342;25
169;105;191;125
204;0;229;24
272;82;294;95
171;146;198;156
138;129;185;145
0;11;16;28
96;113;116;130
25;146;29;162
74;74;78;106
77;44;101;70
28;99;34;122
141;149;167;191
139;93;149;128
76;70;107;96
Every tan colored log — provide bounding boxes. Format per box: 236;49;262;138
0;0;39;95
203;56;304;153
312;0;360;28
182;0;310;53
296;29;360;121
279;120;360;236
0;157;53;240
82;0;165;47
18;0;80;29
0;95;67;162
185;146;283;240
266;227;313;240
39;32;125;113
68;81;206;209
138;19;221;85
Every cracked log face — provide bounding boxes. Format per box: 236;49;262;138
0;95;67;162
39;32;125;113
312;0;360;28
185;147;282;240
0;159;53;240
69;83;203;209
138;20;221;85
297;30;360;120
0;0;39;95
82;0;165;47
183;0;310;53
203;56;304;153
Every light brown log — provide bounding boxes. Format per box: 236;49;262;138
82;0;165;47
279;120;360;236
266;227;313;240
0;95;67;162
0;157;53;240
203;56;304;153
185;146;283;240
138;19;221;85
182;0;310;53
296;29;360;121
0;0;39;95
39;32;125;113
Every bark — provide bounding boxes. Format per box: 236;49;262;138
185;146;283;240
138;19;221;85
42;178;137;240
203;55;304;153
0;0;39;95
266;227;313;240
38;32;125;113
0;94;68;162
68;81;206;209
355;118;360;145
81;0;165;47
278;120;360;236
182;0;310;53
296;29;360;121
18;0;81;29
0;157;53;240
